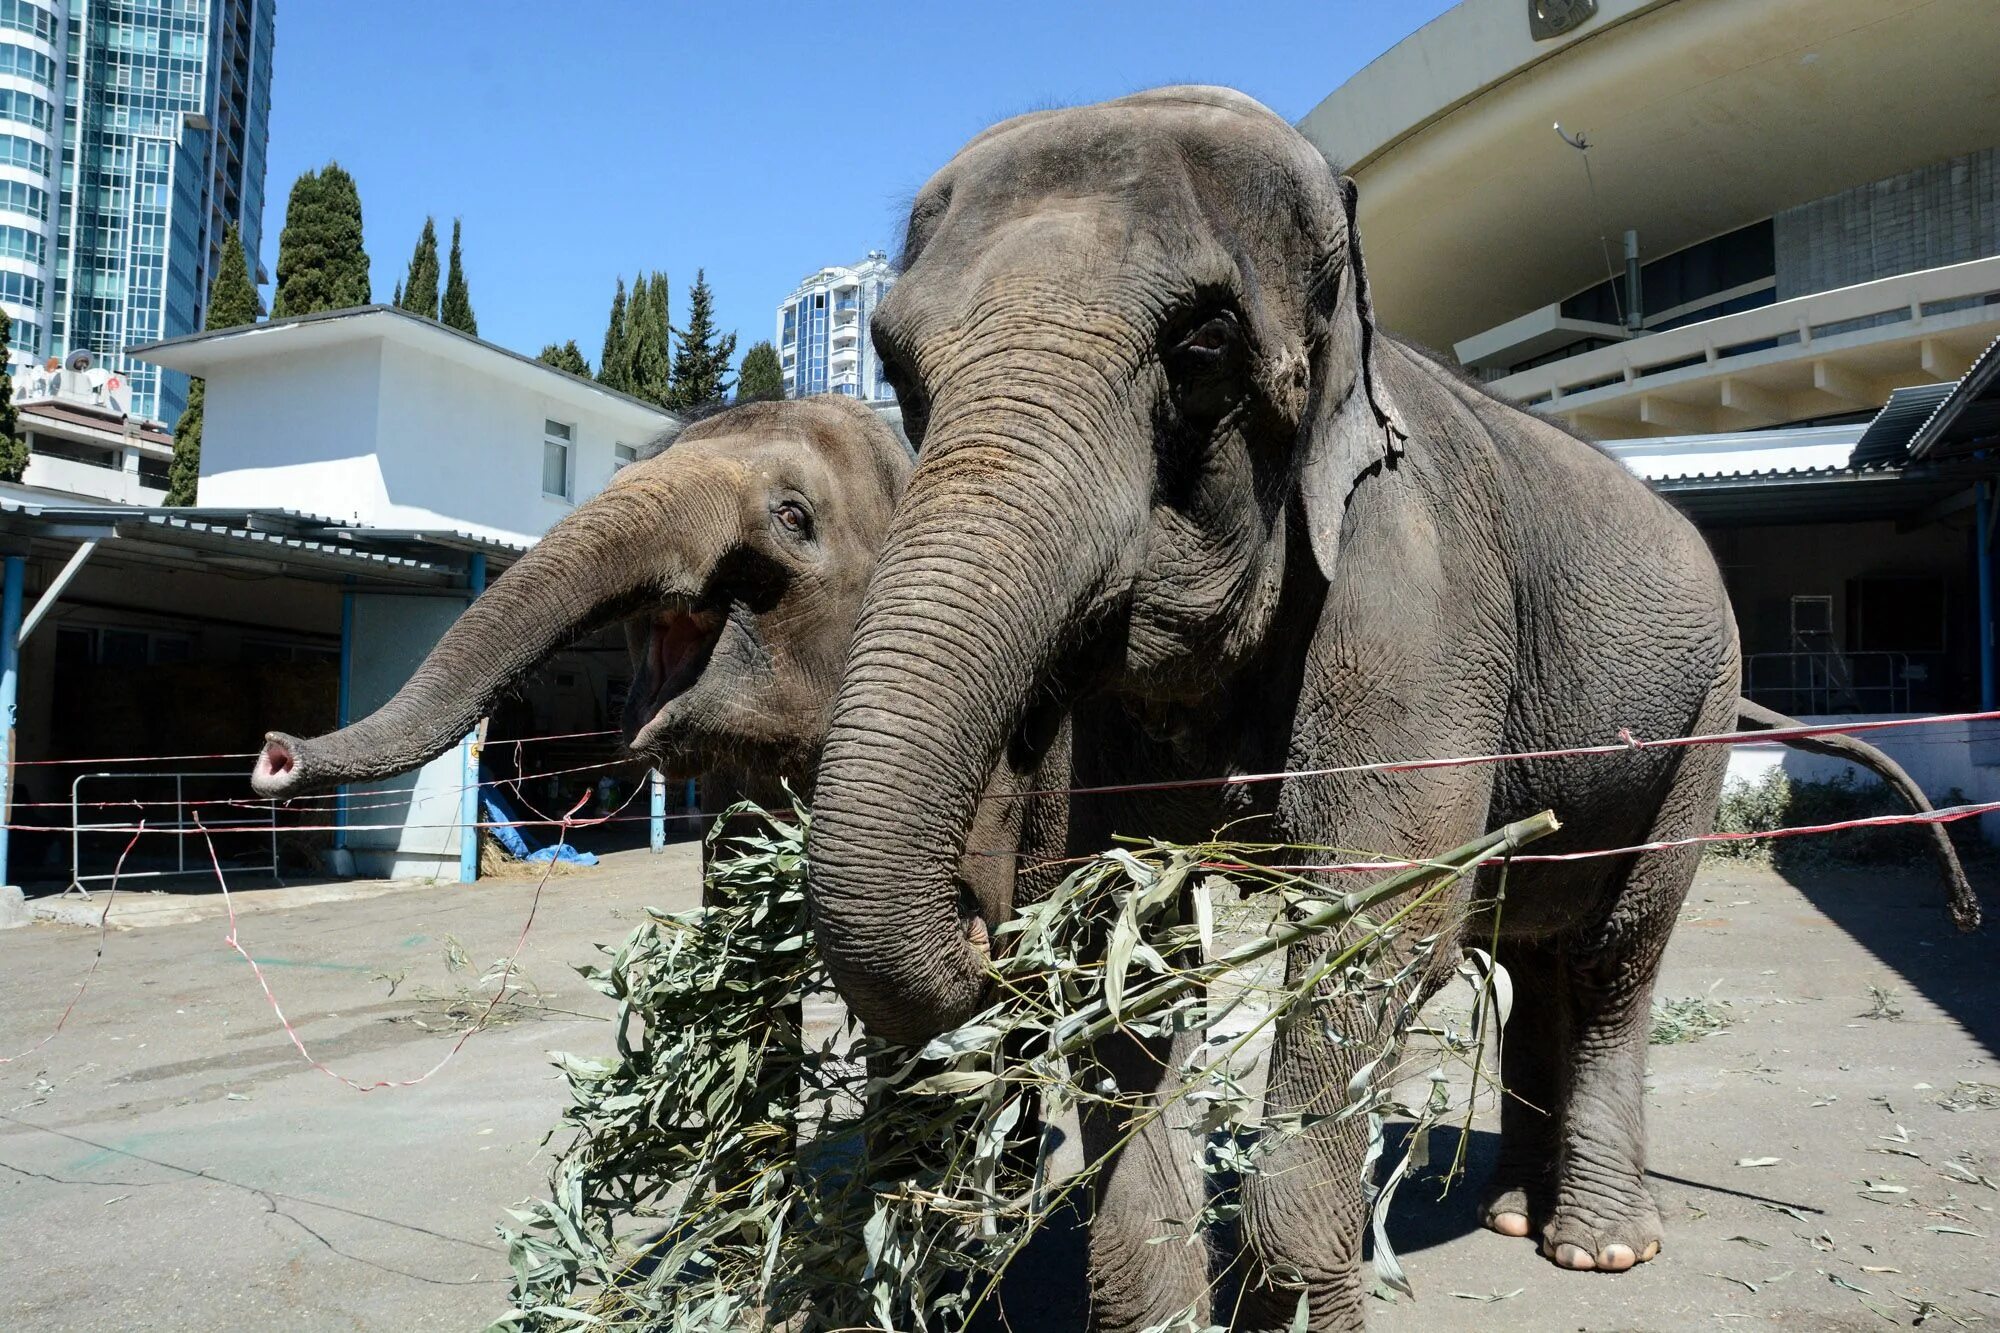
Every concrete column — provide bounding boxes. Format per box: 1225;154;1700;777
649;769;666;854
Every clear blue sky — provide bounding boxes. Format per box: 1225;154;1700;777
260;2;1454;376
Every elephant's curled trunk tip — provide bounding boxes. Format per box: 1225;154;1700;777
250;732;308;799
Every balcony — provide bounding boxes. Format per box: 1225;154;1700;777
22;450;169;505
1489;256;2000;438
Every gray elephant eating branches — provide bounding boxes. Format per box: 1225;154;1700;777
800;86;1979;1332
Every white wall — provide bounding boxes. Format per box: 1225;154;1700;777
196;334;657;546
343;591;468;882
197;337;387;522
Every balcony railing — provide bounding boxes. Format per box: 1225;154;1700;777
1745;651;1913;716
1491;255;2000;421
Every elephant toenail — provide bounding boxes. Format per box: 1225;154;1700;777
1488;1211;1532;1237
1598;1244;1635;1270
1553;1242;1595;1270
1641;1240;1660;1261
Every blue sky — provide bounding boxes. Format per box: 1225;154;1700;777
260;2;1454;376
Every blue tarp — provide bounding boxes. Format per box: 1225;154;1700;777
478;774;597;867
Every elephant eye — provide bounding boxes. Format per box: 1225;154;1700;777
1166;310;1242;378
773;500;813;538
1165;310;1245;422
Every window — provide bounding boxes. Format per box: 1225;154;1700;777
614;442;638;470
542;419;572;499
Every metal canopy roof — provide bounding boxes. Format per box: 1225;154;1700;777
1653;465;1966;527
0;501;525;588
1908;329;2000;463
1848;382;1957;469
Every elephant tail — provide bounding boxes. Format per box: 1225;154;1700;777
1735;697;1981;932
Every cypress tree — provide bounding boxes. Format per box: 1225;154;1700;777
271;162;370;317
624;271;673;408
667;270;736;410
736;340;784;402
0;308;22;484
538;341;591;377
399;216;440;319
167;224;258;503
598;279;629;392
440;218;477;335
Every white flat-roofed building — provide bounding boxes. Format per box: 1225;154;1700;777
3;350;172;504
135;304;680;547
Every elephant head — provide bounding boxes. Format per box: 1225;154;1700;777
806;87;1409;1043
250;396;910;802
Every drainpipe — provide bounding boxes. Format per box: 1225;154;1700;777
457;554;486;885
0;556;24;889
334;583;354;854
1980;482;1995;713
1624;229;1643;332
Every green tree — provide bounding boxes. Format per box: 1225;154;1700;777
271;163;371;317
440;218;476;335
598;279;629;392
167;224;258;503
538;341;591;377
623;271;673;408
736;340;784;402
667;270;736;410
398;216;440;318
0;308;22;484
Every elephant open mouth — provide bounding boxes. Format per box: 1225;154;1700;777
624;605;727;751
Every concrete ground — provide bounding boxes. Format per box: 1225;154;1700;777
1;847;1995;1331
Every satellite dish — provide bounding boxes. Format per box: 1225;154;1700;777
66;349;94;372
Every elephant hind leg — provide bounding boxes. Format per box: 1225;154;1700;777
1536;745;1727;1273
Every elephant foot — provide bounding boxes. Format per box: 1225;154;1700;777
1538;1185;1663;1273
1478;1171;1546;1239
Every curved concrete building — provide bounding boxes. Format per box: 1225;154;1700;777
1301;0;2000;439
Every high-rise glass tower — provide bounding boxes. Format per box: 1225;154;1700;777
0;0;274;425
776;250;896;401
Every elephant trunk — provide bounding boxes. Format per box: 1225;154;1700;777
250;462;738;799
808;358;1141;1044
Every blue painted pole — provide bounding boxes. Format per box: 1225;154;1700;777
649;770;666;853
457;554;487;885
1980;482;1994;713
334;586;354;852
0;556;24;887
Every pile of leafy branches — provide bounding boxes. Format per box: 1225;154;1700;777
488;802;1552;1332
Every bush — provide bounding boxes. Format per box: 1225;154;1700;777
1711;770;1959;866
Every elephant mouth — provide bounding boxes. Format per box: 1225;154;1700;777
623;605;727;754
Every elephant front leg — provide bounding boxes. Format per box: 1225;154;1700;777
1481;939;1567;1240
1236;965;1379;1333
1078;1024;1216;1332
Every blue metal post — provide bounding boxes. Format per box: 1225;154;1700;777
333;586;354;851
0;556;24;886
1980;482;1995;713
457;554;487;884
649;770;666;853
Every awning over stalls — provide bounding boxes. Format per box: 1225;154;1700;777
1908;330;2000;464
0;501;524;588
1653;465;1968;527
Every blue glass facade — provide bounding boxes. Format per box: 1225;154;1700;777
0;0;273;424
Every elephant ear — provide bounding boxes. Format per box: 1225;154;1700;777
1298;173;1409;583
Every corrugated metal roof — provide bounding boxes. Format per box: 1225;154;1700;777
1848;381;1957;469
0;501;524;587
1908;328;2000;462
